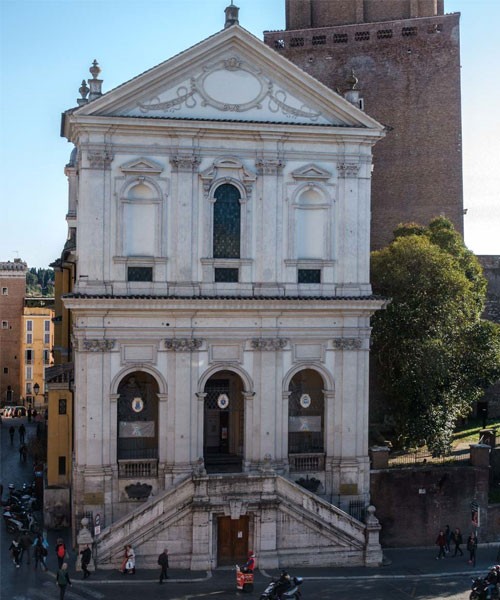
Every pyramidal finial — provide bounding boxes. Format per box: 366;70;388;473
224;2;239;28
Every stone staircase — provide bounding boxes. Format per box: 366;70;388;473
94;473;381;570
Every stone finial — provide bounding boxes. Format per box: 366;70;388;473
343;69;364;110
77;80;89;106
224;2;239;28
88;59;103;101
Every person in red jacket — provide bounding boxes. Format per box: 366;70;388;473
436;530;446;559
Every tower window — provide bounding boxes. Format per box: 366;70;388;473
333;33;348;44
377;29;393;39
312;35;326;46
355;31;370;41
290;37;304;48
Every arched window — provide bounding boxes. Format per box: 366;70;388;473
117;372;159;460
213;184;241;259
288;369;324;454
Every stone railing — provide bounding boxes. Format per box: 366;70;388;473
118;459;158;479
289;453;325;472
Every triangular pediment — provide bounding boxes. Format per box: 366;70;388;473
119;158;164;175
291;163;333;181
70;26;384;132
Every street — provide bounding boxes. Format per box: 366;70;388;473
0;417;481;598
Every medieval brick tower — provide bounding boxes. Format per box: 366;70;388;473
264;0;463;249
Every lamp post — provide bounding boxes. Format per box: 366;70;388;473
33;382;40;410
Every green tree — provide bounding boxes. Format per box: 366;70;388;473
371;217;500;455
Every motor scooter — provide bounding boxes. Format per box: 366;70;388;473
259;572;303;599
470;577;500;600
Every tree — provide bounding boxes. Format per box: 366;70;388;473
371;217;500;455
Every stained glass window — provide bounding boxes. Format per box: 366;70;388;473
213;184;241;259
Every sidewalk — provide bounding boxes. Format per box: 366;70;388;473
2;417;497;584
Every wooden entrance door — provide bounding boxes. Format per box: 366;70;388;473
217;516;249;565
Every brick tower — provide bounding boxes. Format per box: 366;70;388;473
264;0;463;249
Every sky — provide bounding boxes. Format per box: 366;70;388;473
1;0;499;269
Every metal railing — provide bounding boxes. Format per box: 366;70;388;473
388;448;470;468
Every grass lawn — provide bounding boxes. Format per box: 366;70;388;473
452;417;500;446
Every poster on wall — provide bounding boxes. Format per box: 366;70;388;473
119;421;155;437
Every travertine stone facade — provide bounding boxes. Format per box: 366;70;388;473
266;0;463;250
61;22;386;568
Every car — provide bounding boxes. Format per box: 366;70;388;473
1;406;15;417
13;406;27;417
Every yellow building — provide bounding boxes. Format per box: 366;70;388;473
44;241;75;528
21;299;55;410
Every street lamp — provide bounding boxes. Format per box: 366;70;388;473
33;382;40;408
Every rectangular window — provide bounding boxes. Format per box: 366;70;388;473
43;349;50;365
44;320;50;332
215;268;239;283
3;367;8;374
127;266;153;282
26;382;32;394
59;399;67;415
2;287;7;295
26;349;33;364
26;366;32;380
2;321;8;329
377;29;393;39
26;320;33;332
312;35;326;46
333;33;348;43
58;456;66;476
26;333;32;344
298;269;321;284
44;333;50;344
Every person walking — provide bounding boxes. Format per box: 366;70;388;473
452;527;464;557
467;532;478;566
55;538;66;569
436;529;446;559
19;531;33;564
9;425;15;445
33;533;49;571
158;548;169;584
19;443;27;462
10;538;21;568
18;423;26;444
56;563;72;600
80;544;91;579
444;525;452;553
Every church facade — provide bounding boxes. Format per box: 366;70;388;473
60;14;386;569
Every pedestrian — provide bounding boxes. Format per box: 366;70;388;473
80;544;91;579
55;538;67;569
435;529;446;559
452;527;464;557
120;544;135;574
9;425;15;445
27;407;32;423
56;562;72;600
467;532;478;566
10;539;21;568
444;524;451;553
33;533;49;571
158;547;169;584
19;531;33;564
19;443;27;462
19;423;26;444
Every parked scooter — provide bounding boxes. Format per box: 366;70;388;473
4;509;39;535
260;571;303;599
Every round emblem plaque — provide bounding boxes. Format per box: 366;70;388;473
299;394;312;408
131;397;144;413
217;394;230;409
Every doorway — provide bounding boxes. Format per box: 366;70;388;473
203;371;244;472
217;515;249;566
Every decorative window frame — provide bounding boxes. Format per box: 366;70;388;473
200;157;256;283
